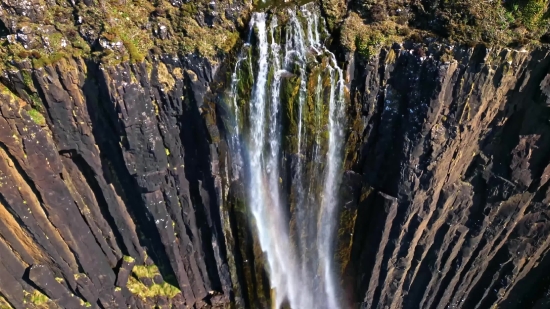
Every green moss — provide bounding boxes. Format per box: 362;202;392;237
123;255;135;263
25;290;49;306
178;17;240;60
280;74;301;153
21;71;34;90
79;299;91;307
132;264;160;279
29;94;42;108
28;109;46;126
335;208;358;274
74;273;86;280
320;0;347;30
0;295;12;309
122;38;145;64
48;33;65;49
30;52;67;68
0;0;246;66
127;277;181;299
165;148;171;156
340;13;405;60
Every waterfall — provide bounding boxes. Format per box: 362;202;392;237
319;56;346;309
231;4;346;308
228;49;246;180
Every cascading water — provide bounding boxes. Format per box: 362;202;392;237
229;4;347;308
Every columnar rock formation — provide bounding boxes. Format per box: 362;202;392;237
0;0;549;309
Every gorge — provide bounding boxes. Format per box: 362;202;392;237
0;0;550;309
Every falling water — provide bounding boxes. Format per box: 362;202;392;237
228;50;247;180
230;4;346;308
319;56;346;309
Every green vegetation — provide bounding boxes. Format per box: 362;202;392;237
132;264;160;279
0;295;12;309
320;0;347;30
127;277;181;299
74;273;87;280
21;71;34;90
0;0;248;69
335;208;357;273
27;109;46;126
24;290;49;306
338;0;549;60
440;0;549;46
123;255;135;263
80;299;92;307
340;13;414;59
172;16;240;61
514;0;548;30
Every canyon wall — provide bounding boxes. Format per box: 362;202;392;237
0;0;550;309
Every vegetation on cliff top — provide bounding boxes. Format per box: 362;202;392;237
0;0;547;69
0;0;250;69
335;0;549;58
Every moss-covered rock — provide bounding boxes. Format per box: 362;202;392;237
0;0;251;68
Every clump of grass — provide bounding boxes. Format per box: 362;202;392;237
27;109;46;126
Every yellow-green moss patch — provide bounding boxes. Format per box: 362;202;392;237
0;295;12;309
127;277;181;299
27;109;46;126
123;255;135;263
24;290;49;306
132;264;160;279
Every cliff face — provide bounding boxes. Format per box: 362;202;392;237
0;55;242;308
344;45;550;309
1;1;550;309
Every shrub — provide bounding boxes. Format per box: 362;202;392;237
517;0;547;29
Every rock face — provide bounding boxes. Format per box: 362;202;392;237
0;55;237;308
343;46;550;309
0;2;550;309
